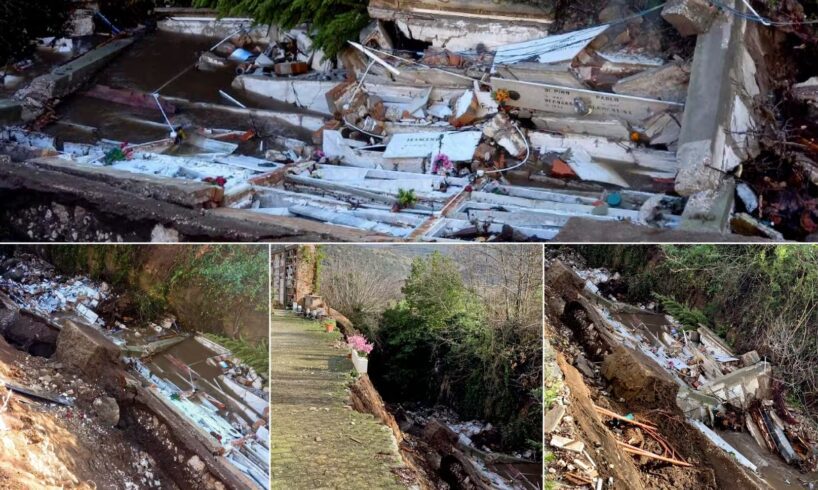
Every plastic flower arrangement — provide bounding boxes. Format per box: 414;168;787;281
432;154;453;175
347;334;374;357
492;89;511;104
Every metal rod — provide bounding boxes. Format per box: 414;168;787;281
219;90;247;109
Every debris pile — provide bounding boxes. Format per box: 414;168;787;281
0;253;110;326
197;26;342;80
547;257;818;488
397;405;542;490
0;1;707;242
4;1;808;241
0;252;270;488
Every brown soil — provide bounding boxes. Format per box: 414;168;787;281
0;336;177;489
546;259;764;490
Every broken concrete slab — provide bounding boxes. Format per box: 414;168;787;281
25;157;224;208
368;0;552;51
359;20;394;50
662;0;718;36
544;404;566;433
231;76;337;115
14;38;135;120
492;78;683;124
550;435;585;453
677;385;722;421
161;95;326;132
741;350;761;367
384;130;481;161
612;62;690;103
680;178;736;234
528;132;679;173
564;148;630;188
698;362;772;408
676;5;761;203
643;112;682;146
157;16;268;42
531;114;631;140
481;113;526;158
494;63;587;89
55;320;121;378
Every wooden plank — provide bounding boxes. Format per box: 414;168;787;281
491;78;683;124
25;157;223;208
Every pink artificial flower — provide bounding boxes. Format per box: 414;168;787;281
347;334;374;356
433;154;453;175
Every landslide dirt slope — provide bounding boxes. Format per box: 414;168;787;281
0;335;176;489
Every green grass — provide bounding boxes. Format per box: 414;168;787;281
204;332;269;385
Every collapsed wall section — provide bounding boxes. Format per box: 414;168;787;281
676;1;764;233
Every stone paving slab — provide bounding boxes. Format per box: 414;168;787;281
270;312;408;489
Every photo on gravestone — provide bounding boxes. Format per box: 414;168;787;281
542;245;818;490
270;244;543;489
0;244;270;489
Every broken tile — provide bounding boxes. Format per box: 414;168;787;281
544;404;566;433
550;435;585;453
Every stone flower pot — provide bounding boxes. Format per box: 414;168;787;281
351;350;368;374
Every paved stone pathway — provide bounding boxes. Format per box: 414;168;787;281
270;312;408;489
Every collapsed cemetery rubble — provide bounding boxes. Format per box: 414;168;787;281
0;252;269;489
0;1;796;241
543;256;818;489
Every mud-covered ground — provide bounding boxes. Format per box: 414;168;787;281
543;251;768;490
0;323;175;489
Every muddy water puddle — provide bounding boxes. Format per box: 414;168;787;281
144;336;260;426
720;429;818;489
47;30;316;147
97;31;236;104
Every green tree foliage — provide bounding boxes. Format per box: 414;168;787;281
193;0;370;57
653;293;710;331
374;252;541;451
172;244;269;313
1;0;68;65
